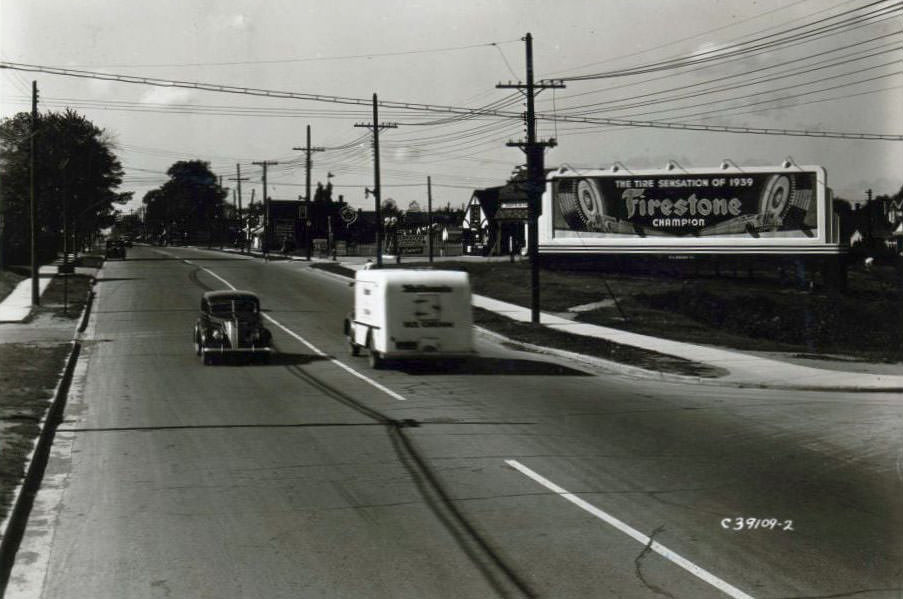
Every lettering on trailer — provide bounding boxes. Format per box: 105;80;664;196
401;284;452;293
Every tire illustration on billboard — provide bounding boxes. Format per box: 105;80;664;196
555;178;637;234
556;178;605;229
759;174;794;226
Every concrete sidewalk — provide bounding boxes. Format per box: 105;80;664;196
0;266;56;323
471;295;903;391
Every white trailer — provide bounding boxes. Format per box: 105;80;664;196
344;269;474;368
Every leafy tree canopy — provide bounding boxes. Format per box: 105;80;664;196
142;160;228;239
0;109;126;263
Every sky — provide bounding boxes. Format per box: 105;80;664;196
1;0;901;215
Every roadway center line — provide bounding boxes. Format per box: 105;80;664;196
505;459;756;599
186;259;409;402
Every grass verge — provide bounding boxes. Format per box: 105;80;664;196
37;274;92;320
473;308;725;378
0;270;26;304
0;343;70;524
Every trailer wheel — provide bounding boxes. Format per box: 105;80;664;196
368;348;383;369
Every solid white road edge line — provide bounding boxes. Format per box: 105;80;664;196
505;459;755;599
187;260;408;402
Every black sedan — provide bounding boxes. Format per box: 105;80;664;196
194;290;272;364
104;239;126;260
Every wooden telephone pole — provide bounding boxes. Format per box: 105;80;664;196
497;33;564;324
252;160;279;259
292;125;324;260
228;164;249;253
30;81;39;305
355;94;397;268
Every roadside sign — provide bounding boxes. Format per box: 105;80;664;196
397;234;426;255
340;205;357;224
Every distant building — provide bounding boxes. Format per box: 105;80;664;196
464;180;528;255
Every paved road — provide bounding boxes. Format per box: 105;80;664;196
8;245;902;598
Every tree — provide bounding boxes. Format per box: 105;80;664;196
381;197;400;217
0;109;125;264
142;160;227;243
313;181;333;203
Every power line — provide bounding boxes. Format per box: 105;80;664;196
551;34;901;113
556;1;901;80
2;60;899;139
542;15;901;108
625;69;903;123
567;58;903;119
63;39;523;69
541;0;857;78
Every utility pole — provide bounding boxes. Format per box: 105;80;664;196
30;81;39;306
292;125;325;261
252;160;279;260
866;188;874;248
228;164;249;253
355;93;397;268
497;33;564;324
427;176;433;263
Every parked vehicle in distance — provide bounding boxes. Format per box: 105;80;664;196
123;236;133;247
194;290;272;365
104;239;126;260
344;269;474;369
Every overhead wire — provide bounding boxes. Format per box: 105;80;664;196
63;39;522;69
564;54;903;118
555;1;901;80
541;0;858;78
550;33;901;113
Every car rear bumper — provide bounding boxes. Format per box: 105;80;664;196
379;350;474;360
201;346;272;354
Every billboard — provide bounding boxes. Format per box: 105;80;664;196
542;166;842;254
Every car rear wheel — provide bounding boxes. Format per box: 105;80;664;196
348;335;360;356
368;348;383;369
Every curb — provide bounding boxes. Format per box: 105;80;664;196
472;325;710;385
0;275;96;595
0;341;80;594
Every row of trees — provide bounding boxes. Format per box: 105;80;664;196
0;109;130;267
141;160;230;244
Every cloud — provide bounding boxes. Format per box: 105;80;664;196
210;13;250;31
140;86;195;105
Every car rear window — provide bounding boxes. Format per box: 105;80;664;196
209;301;233;316
209;299;258;316
234;300;257;314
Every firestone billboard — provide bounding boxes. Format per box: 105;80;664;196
542;165;842;254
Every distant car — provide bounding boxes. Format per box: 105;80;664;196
104;240;126;260
194;290;272;365
123;237;133;248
